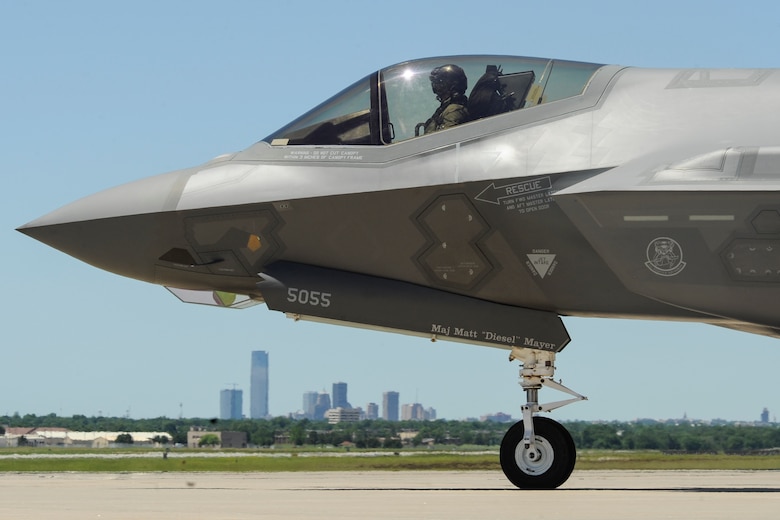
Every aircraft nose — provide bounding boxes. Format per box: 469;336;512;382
17;169;192;283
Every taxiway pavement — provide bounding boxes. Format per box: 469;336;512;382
1;470;778;519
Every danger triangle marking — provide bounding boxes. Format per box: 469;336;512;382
527;254;556;279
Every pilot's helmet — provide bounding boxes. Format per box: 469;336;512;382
430;64;467;100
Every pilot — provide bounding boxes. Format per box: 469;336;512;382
423;64;469;134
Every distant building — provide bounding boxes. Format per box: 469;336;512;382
314;391;331;420
220;389;243;420
302;391;318;419
383;391;399;421
401;403;436;421
761;407;770;423
219;431;248;448
332;382;351;409
325;407;361;424
250;351;269;419
187;428;247;449
401;403;427;421
365;402;378;420
481;412;513;423
1;428;170;448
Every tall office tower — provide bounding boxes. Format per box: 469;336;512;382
761;407;769;423
401;403;425;421
366;402;378;420
302;391;318;419
382;391;399;421
250;351;269;419
314;391;332;420
332;382;351;409
220;389;243;420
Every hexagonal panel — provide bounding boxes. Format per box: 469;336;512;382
415;194;493;289
723;238;780;280
751;210;780;234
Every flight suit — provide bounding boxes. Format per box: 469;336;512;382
424;94;469;134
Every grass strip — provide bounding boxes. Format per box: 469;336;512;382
0;453;498;473
576;451;780;470
1;450;778;472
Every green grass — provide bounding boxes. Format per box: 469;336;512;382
0;452;498;473
1;449;778;473
576;450;780;470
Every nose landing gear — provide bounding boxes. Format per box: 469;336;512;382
499;347;586;489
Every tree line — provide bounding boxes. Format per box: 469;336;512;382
2;413;779;453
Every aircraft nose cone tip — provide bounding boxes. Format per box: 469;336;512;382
16;218;81;257
16;220;49;243
16;167;200;285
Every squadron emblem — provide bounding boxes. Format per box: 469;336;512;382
645;237;686;276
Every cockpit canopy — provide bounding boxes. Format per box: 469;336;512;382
264;55;603;146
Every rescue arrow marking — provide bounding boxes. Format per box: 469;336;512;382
475;177;552;205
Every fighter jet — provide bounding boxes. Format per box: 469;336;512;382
18;54;780;488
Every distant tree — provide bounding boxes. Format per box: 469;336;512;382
726;435;745;452
580;423;622;449
473;432;490;445
289;421;306;446
198;434;220;447
151;435;169;445
631;428;662;450
250;425;274;447
382;437;402;449
115;433;134;444
165;424;188;445
0;425;5;435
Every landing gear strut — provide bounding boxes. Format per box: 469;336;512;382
500;347;586;489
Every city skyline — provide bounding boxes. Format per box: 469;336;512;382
237;365;430;420
293;383;435;421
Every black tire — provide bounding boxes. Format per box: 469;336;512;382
499;416;576;489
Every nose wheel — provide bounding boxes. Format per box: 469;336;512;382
500;347;586;489
500;416;576;489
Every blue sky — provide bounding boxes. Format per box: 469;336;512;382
3;0;780;422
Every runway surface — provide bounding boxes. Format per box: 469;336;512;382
1;470;778;519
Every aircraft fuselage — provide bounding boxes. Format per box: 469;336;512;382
20;58;780;341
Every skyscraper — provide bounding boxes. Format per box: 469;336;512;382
314;391;331;420
302;391;318;419
250;351;269;418
401;402;434;421
332;381;351;409
366;402;378;420
220;389;243;420
383;391;399;421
